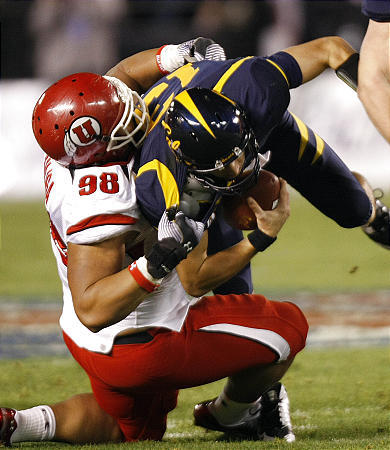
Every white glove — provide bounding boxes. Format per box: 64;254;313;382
178;37;226;63
158;208;205;245
156;37;226;74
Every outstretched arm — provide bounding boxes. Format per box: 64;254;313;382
106;48;163;93
357;20;390;144
106;38;226;93
283;36;357;84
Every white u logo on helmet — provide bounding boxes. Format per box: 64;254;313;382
69;116;101;146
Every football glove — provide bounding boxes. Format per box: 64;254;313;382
145;208;204;279
178;37;226;63
158;207;205;243
156;37;226;74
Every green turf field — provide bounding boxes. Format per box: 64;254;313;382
0;192;389;300
1;196;389;448
1;347;389;449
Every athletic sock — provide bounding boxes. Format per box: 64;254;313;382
209;391;261;427
11;405;56;443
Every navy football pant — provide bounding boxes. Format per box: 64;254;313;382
266;111;372;228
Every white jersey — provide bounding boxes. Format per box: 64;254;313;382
44;156;197;354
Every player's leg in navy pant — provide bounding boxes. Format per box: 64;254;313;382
265;111;373;228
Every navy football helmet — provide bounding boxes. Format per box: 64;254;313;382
163;87;262;195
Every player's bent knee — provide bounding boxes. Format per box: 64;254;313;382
335;190;373;228
272;300;309;359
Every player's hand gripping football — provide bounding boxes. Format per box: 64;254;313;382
247;178;290;238
145;208;205;279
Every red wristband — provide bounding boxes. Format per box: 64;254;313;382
155;45;170;75
128;261;159;293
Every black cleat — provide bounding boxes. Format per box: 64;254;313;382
194;383;295;442
193;397;261;440
362;190;390;249
258;382;295;443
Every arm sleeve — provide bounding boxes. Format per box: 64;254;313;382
362;0;390;21
218;56;296;147
266;51;303;89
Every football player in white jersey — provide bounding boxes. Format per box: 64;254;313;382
0;39;308;445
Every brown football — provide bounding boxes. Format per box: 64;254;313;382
222;170;280;230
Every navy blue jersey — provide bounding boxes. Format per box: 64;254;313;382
136;52;302;226
362;0;390;21
135;50;372;296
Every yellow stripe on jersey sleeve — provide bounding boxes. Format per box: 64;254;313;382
137;160;180;209
265;59;289;86
213;57;253;93
312;134;325;164
290;113;309;161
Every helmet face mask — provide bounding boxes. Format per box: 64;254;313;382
32;73;149;168
190;134;262;195
104;76;149;153
164;87;262;196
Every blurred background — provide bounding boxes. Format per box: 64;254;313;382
1;0;389;200
0;1;389;353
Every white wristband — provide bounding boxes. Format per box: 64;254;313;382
158;44;184;73
136;256;164;285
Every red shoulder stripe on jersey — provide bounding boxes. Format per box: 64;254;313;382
67;214;137;236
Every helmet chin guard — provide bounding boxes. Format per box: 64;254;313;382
32;72;149;168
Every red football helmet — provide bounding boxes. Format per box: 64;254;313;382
32;72;149;167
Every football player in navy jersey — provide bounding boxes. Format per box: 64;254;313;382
135;35;389;298
358;0;390;143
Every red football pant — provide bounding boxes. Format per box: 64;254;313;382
63;293;308;441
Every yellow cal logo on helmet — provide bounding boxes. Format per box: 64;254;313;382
162;120;181;153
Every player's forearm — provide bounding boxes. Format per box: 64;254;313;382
285;36;357;84
105;48;163;93
358;75;390;143
68;239;149;332
72;269;148;332
357;21;390;143
178;238;258;297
